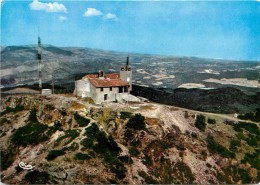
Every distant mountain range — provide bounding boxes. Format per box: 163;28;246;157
1;45;259;91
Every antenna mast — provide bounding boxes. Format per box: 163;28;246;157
37;27;42;90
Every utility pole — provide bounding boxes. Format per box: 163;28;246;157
37;27;42;91
52;74;55;94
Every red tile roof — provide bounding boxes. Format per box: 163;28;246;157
84;73;120;79
89;78;129;88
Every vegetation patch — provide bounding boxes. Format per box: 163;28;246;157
74;152;91;160
229;139;241;152
24;170;50;184
206;135;235;158
126;113;146;131
233;122;260;135
194;114;206;131
120;111;133;119
1;105;24;115
241;151;260;170
0;118;8;126
207;118;216;124
138;171;158;184
74;112;91;127
11;109;48;147
56;129;79;145
237;108;260;122
46;149;65;161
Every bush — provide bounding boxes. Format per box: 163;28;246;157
0;118;8;126
241;152;260;170
11;120;48;147
245;134;259;147
229;139;241;152
142;154;153;166
46;149;65;161
74;153;91;160
84;123;99;139
74;112;91;127
129;147;140;157
233;122;260;135
207;118;216;124
206;135;235;158
195;114;206;131
1;105;24;115
81;137;94;148
126;114;145;131
120;111;133;119
24;170;49;184
56;129;79;145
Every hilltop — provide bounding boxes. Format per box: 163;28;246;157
1;94;259;184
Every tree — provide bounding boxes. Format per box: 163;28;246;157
195;114;206;132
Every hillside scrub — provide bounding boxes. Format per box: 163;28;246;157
206;135;235;158
194;114;206;131
46;149;66;161
56;129;80;145
126;114;146;131
11;109;49;147
74;112;91;127
1;105;24;115
238;108;260;122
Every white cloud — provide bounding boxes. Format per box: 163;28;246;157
29;0;67;13
103;13;117;20
83;8;103;17
59;16;67;21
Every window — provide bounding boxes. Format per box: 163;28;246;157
101;88;103;92
110;87;112;91
104;94;108;101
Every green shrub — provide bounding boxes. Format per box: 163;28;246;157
74;112;91;127
207;118;216;124
84;123;99;139
138;171;158;184
118;155;133;164
233;122;260;135
229;139;241;152
195;114;206;131
0;118;8;126
206;135;235;158
238;168;252;184
46;149;65;161
142;154;153;166
24;170;49;184
56;129;79;145
245;134;259;147
74;152;91;160
120;111;133;119
129;147;140;157
28;109;38;123
11;117;48;147
1;105;24;115
126;114;145;131
81;137;94;148
241;152;260;170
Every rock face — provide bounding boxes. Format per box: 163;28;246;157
0;94;259;184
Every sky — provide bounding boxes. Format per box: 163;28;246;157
1;0;260;61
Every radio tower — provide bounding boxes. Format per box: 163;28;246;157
37;28;42;90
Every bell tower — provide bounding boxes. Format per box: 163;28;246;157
120;56;132;91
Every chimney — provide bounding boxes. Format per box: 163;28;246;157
126;56;129;66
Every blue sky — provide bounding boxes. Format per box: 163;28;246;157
1;1;260;61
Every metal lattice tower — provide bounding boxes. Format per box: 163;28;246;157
37;29;42;90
